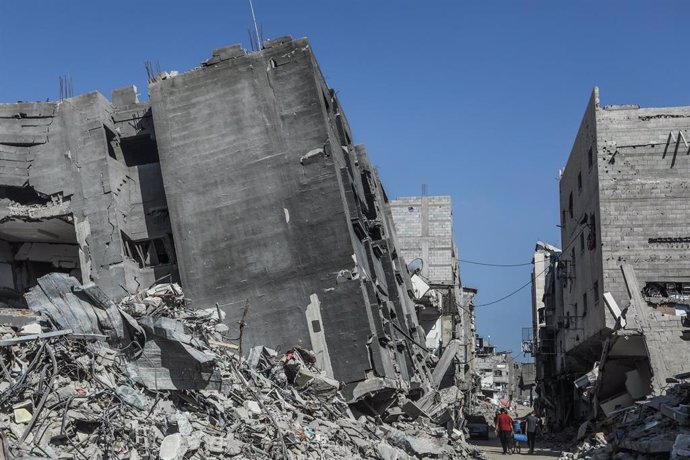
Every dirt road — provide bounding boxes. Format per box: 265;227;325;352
468;431;562;460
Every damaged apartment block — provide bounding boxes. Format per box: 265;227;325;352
535;87;690;427
0;85;179;306
0;37;436;408
148;37;432;404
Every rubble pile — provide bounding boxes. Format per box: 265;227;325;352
0;274;484;459
559;432;610;460
559;383;690;460
470;400;498;429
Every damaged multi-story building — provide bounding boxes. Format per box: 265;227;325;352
0;37;435;404
390;195;477;391
530;241;578;424
390;196;461;350
0;87;178;305
474;335;515;407
542;87;690;426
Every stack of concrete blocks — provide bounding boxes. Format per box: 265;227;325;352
149;37;431;400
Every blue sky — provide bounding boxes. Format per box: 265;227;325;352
2;1;689;360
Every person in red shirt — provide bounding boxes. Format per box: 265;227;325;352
496;408;514;454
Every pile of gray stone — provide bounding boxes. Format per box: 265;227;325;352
0;276;485;459
560;432;610;460
559;382;690;460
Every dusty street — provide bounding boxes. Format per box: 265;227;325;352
468;432;562;460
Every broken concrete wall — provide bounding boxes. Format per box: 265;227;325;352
595;102;690;387
0;90;177;302
596;97;690;384
558;88;690;421
558;88;606;360
149;38;429;392
108;90;178;292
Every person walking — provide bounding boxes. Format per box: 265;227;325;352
525;412;539;454
496;408;514;454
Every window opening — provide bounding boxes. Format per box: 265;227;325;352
588;147;593;170
587;213;597;250
121;232;173;268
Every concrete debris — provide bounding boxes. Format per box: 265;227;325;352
559;432;611;460
0;275;484;459
0;38;449;406
559;382;690;459
159;433;188;460
672;433;690;460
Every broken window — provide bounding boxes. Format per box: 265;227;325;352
322;90;330;112
643;282;690;302
104;125;160;166
593;281;599;305
580;232;585;253
104;125;119;160
121;232;174;269
568;192;573;219
571;248;576;271
582;292;588;317
588;147;593;170
577;172;582;194
120;134;160;166
587;213;597;250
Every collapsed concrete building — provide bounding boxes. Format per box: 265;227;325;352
534;87;690;427
0;87;177;305
474;335;515;406
0;37;434;402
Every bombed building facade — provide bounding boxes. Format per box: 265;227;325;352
390;195;462;352
0;87;177;305
535;87;690;426
390;195;478;400
0;37;436;400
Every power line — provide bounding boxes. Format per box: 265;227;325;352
473;265;550;307
460;259;533;268
469;221;589;308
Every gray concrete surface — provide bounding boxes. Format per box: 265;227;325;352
149;38;430;392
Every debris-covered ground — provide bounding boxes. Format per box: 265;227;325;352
0;274;484;459
558;383;690;460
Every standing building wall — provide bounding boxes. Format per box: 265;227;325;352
149;38;429;394
390;195;467;388
556;87;690;421
390;196;457;285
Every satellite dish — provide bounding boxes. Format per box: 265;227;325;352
407;258;424;275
